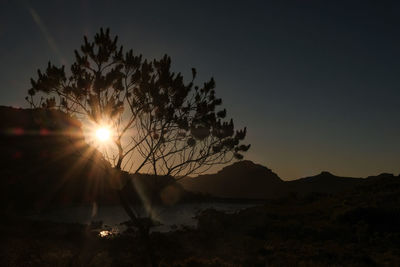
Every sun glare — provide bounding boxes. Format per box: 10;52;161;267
96;127;111;142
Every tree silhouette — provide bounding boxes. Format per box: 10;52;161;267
28;28;249;239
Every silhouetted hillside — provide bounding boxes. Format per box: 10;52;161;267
1;106;398;208
0;106;191;211
180;160;286;199
2;165;399;266
0;106;118;211
179;161;398;199
189;171;400;266
286;171;363;195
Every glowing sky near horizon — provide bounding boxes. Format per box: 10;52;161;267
1;0;400;180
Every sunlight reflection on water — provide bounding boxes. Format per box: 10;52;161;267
99;230;111;237
97;226;119;238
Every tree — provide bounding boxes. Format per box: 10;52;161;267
28;28;249;235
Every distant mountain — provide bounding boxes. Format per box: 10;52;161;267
286;171;363;195
179;161;398;199
1;106;398;207
179;160;286;199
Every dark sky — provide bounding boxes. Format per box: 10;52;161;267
1;0;400;179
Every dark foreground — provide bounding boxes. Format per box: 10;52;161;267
1;176;400;267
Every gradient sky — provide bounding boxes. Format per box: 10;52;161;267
1;0;400;180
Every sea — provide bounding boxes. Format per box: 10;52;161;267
29;202;259;235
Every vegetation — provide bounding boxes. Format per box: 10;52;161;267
27;28;249;175
1;107;399;265
1;175;399;266
26;28;249;265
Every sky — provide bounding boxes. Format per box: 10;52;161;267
1;0;400;180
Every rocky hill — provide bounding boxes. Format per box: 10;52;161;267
179;161;398;199
180;160;286;199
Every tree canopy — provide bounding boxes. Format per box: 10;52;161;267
28;28;250;177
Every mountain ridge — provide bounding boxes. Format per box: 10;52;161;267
180;160;398;199
180;160;285;199
1;106;398;206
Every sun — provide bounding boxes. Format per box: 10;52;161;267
95;127;111;142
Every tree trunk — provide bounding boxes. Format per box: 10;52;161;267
113;165;157;266
115;140;124;170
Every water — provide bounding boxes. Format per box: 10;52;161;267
30;202;258;234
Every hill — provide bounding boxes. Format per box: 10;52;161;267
0;106;191;211
0;106;118;211
179;161;398;199
286;171;363;195
180;160;285;199
1;161;399;266
1;106;398;207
